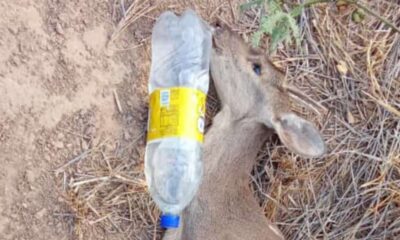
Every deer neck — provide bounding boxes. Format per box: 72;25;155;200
177;108;273;239
202;107;270;186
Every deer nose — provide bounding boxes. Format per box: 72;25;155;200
212;19;227;36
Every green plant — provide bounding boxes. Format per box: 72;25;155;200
242;0;302;51
242;0;400;52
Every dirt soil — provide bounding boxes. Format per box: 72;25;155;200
0;0;229;238
2;0;399;240
0;0;148;239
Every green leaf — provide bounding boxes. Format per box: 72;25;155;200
252;31;264;47
286;13;301;46
352;8;366;23
249;0;301;51
260;11;287;34
240;0;264;11
270;20;290;51
267;0;282;14
290;5;304;17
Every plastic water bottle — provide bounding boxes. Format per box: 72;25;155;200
145;10;212;229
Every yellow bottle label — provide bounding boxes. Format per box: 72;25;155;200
147;87;206;143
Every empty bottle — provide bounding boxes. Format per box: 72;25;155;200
144;10;212;229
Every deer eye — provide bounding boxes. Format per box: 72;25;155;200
252;63;261;76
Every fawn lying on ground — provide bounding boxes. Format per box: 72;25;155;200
163;25;325;240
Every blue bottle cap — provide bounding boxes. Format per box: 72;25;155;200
160;214;180;228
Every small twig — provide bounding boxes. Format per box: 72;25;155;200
113;173;147;185
363;91;400;117
291;0;332;17
346;0;400;34
63;172;67;191
89;215;110;225
286;85;328;115
327;150;383;162
290;0;400;34
153;223;157;240
87;201;101;218
109;43;145;52
120;0;127;18
108;216;123;233
55;150;91;175
53;213;75;217
228;0;238;23
109;1;155;43
70;176;110;188
113;89;123;113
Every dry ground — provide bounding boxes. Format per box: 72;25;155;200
0;0;399;240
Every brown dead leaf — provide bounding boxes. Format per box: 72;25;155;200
347;110;356;124
337;61;348;75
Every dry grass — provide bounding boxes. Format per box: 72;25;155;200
254;2;400;239
57;0;399;239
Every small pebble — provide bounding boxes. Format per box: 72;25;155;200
8;26;18;35
81;140;89;150
25;170;36;184
123;131;131;141
57;132;64;140
35;208;47;219
55;23;64;35
53;141;64;149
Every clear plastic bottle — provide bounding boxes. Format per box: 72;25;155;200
145;10;212;228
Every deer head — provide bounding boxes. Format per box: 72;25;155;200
163;25;325;240
211;25;325;157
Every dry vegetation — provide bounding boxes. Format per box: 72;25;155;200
56;0;399;239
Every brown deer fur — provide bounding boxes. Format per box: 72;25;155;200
163;25;325;240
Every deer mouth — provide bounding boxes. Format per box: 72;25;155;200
211;32;225;54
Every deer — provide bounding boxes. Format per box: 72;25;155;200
163;24;326;240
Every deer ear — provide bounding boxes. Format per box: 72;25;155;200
272;113;325;158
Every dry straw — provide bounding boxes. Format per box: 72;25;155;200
59;0;399;239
